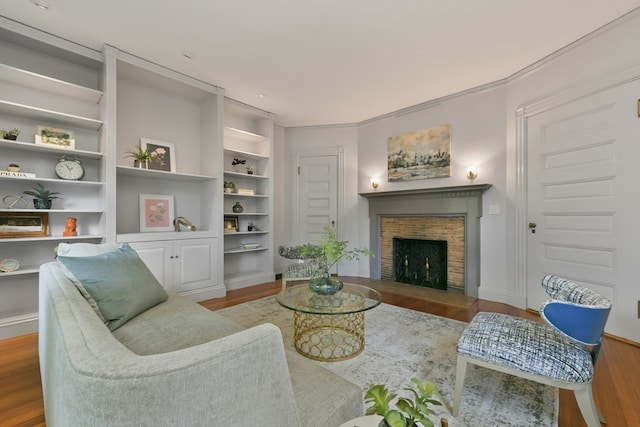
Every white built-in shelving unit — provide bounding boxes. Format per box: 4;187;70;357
0;26;105;338
112;49;225;300
0;19;275;339
222;100;275;289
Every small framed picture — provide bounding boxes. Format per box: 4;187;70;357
35;125;75;149
224;216;239;233
0;212;49;238
141;138;176;172
139;194;174;232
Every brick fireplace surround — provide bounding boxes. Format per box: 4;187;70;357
361;184;491;298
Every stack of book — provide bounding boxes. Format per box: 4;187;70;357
239;243;260;250
236;188;255;196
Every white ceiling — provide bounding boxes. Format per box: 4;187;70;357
2;1;639;127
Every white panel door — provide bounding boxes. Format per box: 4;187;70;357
527;79;640;341
296;154;338;245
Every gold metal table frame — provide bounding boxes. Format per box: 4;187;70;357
276;283;382;361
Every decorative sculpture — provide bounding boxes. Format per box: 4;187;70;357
63;217;77;236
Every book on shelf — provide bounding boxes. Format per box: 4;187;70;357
236;188;255;196
0;170;36;178
239;243;260;250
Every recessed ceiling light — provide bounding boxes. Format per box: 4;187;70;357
182;51;194;59
258;94;266;98
33;1;49;10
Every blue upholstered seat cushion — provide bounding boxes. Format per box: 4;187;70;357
57;243;168;331
457;312;593;383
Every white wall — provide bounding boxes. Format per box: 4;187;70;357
280;10;640;311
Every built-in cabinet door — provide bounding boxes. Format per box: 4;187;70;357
129;239;215;293
129;241;173;290
173;239;216;293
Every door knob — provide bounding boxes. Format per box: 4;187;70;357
528;222;537;234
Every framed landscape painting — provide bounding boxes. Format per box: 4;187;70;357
0;212;49;238
387;124;451;182
35;125;75;149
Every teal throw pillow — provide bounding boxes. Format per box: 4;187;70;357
57;243;168;331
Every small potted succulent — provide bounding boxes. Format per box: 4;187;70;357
245;165;254;175
365;378;444;427
23;183;61;209
0;128;20;140
124;146;152;168
224;181;235;193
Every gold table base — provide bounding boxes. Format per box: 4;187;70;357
293;311;365;361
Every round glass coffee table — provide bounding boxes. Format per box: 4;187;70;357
276;282;382;361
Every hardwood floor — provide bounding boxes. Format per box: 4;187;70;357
1;278;638;427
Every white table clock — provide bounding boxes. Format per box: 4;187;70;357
55;155;85;180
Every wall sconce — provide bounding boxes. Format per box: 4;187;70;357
466;166;478;181
371;177;379;190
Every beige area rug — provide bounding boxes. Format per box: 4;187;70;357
217;297;558;427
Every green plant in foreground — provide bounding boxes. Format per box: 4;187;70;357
23;183;61;201
365;378;442;427
299;225;373;271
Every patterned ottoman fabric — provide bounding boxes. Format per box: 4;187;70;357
457;312;594;383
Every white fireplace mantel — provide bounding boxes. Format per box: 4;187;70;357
360;183;492;298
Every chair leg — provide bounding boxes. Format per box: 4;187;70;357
452;356;468;417
574;385;605;427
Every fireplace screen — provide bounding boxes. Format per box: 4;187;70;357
393;238;447;290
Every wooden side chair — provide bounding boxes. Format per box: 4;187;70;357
453;275;611;427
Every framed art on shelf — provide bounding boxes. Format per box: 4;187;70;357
0;212;49;238
224;216;239;233
35;125;75;149
141;138;176;172
139;194;175;232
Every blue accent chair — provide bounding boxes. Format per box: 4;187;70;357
453;275;611;427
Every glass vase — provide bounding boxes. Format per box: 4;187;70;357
308;272;343;295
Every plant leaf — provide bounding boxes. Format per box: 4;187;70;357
385;410;407;427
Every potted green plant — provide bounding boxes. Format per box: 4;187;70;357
224;181;235;193
245;165;254;174
299;225;373;294
23;183;61;209
1;128;20;140
124;146;152;168
365;378;443;427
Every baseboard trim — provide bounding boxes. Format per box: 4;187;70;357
0;312;39;340
177;283;227;301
